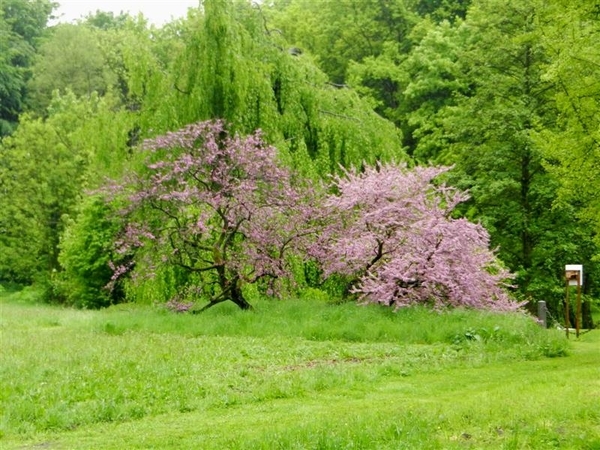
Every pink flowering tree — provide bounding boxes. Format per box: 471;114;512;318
312;164;522;311
109;120;317;311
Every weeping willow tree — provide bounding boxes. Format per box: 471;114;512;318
134;0;405;177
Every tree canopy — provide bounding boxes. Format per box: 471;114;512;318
0;0;54;135
1;0;598;326
312;164;519;311
107;120;319;311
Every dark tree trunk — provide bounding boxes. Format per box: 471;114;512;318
202;267;253;311
195;297;227;313
520;150;533;293
229;276;252;310
582;278;595;330
195;267;253;313
582;300;594;329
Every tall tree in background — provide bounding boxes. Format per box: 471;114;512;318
298;0;600;315
0;91;132;285
266;0;473;147
0;93;92;282
136;0;405;178
265;0;416;84
392;19;470;160
0;0;54;136
430;0;599;314
27;24;117;114
537;0;600;235
535;0;600;327
84;10;129;30
411;0;471;22
0;7;149;287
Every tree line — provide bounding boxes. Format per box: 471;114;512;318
0;0;598;325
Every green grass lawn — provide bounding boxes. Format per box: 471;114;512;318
1;296;598;449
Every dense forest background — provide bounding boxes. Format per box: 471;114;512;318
1;0;599;325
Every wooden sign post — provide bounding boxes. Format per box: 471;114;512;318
564;265;583;338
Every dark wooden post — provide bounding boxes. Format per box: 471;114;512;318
564;277;570;339
576;276;582;338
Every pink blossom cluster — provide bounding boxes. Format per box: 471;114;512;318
108;120;519;312
311;164;521;311
109;120;319;301
106;260;134;292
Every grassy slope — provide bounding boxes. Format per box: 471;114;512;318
1;298;598;449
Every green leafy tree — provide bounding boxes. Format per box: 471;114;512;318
535;0;600;327
265;0;472;142
348;18;471;154
397;19;471;159
411;0;471;22
27;24;118;114
413;0;600;320
441;0;553;288
0;14;23;135
0;0;54;135
536;0;600;234
346;0;600;322
0;91;131;284
1;0;55;45
265;0;416;84
135;0;405;178
83;10;129;30
57;196;125;308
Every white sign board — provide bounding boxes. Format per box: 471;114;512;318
565;264;583;286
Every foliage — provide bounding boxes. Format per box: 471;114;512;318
434;0;600;317
0;94;89;282
0;0;54;135
353;0;599;320
0;91;132;285
265;0;417;84
312;163;520;311
265;0;600;324
533;0;600;322
56;196;125;308
0;0;54;44
0;14;23;136
2;0;405;302
83;10;130;30
2;0;599;323
412;0;472;22
80;13;163;110
267;0;471;142
108;120;319;310
134;0;405;178
537;1;600;241
26;24;118;114
396;18;471;160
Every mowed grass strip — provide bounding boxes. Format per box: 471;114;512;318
1;297;597;449
4;334;599;449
